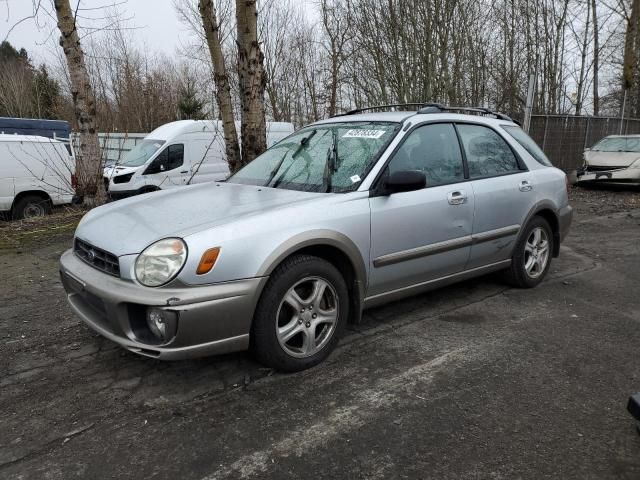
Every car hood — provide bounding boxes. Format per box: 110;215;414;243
585;151;640;167
103;165;140;178
75;182;324;256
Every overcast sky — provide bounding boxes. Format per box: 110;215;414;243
0;0;213;64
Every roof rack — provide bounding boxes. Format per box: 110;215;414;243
338;103;430;116
338;102;514;122
417;104;514;122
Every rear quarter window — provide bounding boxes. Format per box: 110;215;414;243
502;125;553;167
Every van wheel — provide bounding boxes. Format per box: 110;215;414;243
251;254;348;372
504;216;553;288
12;195;51;220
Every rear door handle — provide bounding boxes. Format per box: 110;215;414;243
180;170;189;174
519;180;533;192
448;190;467;205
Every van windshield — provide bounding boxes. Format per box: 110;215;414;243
227;122;399;193
119;139;165;167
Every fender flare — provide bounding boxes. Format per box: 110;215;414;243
514;200;561;257
256;229;368;310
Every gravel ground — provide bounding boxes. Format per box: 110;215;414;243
0;187;639;479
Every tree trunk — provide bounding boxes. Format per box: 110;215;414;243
575;0;591;115
623;0;640;117
198;0;241;173
54;0;105;206
591;0;599;116
236;0;267;166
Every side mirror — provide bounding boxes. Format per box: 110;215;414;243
584;147;591;152
384;170;426;194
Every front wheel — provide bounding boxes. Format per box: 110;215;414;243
251;254;348;372
504;216;554;288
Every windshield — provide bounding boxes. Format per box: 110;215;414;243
119;139;165;167
591;137;640;153
228;122;400;193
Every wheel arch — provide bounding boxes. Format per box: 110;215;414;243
12;190;52;210
256;230;368;324
518;201;561;257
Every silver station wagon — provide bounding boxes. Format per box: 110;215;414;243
60;104;573;371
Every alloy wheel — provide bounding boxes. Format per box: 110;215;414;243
524;227;549;278
275;276;339;358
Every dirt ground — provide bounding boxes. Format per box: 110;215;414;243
1;186;639;479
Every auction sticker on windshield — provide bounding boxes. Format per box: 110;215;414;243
342;129;386;139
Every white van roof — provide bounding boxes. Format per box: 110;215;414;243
146;120;294;141
0;134;65;144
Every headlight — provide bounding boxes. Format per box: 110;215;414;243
135;238;187;287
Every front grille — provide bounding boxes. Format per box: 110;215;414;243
586;165;627;172
74;238;120;277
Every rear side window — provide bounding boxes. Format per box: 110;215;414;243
502;125;552;166
457;124;520;178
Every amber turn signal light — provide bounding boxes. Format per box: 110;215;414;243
196;247;220;275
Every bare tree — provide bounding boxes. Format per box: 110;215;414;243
235;0;267;165
623;0;640;117
592;0;600;115
198;0;242;171
54;0;106;206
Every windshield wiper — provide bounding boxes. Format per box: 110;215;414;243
269;130;317;188
323;128;339;193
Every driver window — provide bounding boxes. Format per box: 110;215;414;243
166;144;184;170
388;123;464;186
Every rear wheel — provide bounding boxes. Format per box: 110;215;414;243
12;195;51;220
504;216;553;288
251;254;348;372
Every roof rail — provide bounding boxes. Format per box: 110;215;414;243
417;104;514;122
337;102;514;122
338;103;431;116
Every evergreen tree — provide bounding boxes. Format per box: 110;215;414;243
177;78;205;120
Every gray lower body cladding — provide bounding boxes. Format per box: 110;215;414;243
59;249;267;360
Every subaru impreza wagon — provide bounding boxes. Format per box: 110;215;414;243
60;104;573;372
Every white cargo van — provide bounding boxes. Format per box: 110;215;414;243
105;120;294;199
0;134;75;219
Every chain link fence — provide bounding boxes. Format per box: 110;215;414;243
528;115;640;172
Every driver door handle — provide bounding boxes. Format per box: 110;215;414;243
448;190;467;205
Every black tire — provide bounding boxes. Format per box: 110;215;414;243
12;195;51;220
504;216;554;288
251;254;349;372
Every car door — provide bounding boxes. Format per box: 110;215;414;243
368;122;475;298
455;123;536;269
143;144;186;189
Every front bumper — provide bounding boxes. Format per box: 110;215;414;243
576;165;640;185
108;189;138;200
59;249;268;360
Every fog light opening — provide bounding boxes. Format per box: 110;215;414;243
146;308;177;344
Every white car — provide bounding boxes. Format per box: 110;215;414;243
105;120;295;199
0;134;75;219
576;135;640;186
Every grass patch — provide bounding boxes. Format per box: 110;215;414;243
0;207;88;252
